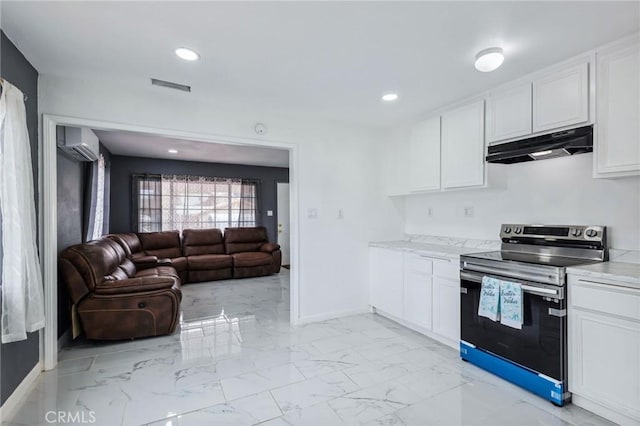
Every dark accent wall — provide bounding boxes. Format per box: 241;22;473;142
0;31;40;405
56;143;111;338
109;156;289;242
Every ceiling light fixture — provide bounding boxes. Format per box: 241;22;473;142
474;47;504;72
175;47;200;61
168;149;178;154
382;93;399;102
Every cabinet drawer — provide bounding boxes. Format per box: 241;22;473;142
433;258;459;280
571;280;640;320
404;253;433;276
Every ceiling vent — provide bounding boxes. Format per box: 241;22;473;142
151;78;191;92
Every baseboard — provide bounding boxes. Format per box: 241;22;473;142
295;307;371;325
0;361;42;421
58;328;72;351
572;394;640;426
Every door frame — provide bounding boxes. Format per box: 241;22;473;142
41;114;300;370
274;179;291;267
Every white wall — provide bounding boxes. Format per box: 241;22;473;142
40;74;405;321
405;153;640;250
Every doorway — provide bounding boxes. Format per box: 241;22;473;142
42;114;300;370
276;182;291;267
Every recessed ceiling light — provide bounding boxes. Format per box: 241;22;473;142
474;47;504;72
175;47;200;61
168;149;178;154
382;93;399;102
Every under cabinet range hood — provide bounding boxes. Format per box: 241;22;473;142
486;125;593;164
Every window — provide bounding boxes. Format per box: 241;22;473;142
134;174;259;232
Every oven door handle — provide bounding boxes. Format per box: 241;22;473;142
461;263;560;285
460;271;562;298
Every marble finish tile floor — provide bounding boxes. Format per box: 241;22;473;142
3;269;613;426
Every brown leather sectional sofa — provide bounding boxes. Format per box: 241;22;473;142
59;227;281;340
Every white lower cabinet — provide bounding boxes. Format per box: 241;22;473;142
432;276;461;345
369;247;460;349
568;275;640;425
369;247;404;319
403;253;433;330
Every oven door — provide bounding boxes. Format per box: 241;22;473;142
460;269;567;382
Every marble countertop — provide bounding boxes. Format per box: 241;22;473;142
567;262;640;289
368;240;492;259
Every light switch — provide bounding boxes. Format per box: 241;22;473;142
337;209;344;219
308;208;318;219
464;206;474;217
267;210;273;217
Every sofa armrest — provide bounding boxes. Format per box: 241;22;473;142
131;255;160;270
260;242;281;253
94;277;177;295
157;258;173;266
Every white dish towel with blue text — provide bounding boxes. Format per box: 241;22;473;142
478;276;501;321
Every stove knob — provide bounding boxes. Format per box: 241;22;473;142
572;229;582;237
514;227;522;234
504;227;512;234
586;229;598;238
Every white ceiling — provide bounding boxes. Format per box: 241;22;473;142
3;1;639;127
94;130;289;168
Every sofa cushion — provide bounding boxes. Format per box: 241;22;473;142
136;266;180;281
170;256;188;272
188;254;233;270
107;233;142;258
231;252;273;268
138;231;182;259
183;229;225;256
224;227;269;254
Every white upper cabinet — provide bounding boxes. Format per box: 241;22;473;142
441;100;485;189
595;36;640;178
409;116;441;192
486;83;532;143
533;62;589;133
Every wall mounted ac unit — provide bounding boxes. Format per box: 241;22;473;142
56;126;99;162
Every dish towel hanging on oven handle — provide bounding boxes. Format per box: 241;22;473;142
500;280;523;330
478;276;501;321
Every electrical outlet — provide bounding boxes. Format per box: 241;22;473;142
427;207;433;217
266;210;273;217
464;206;474;217
308;208;318;219
337;209;344;219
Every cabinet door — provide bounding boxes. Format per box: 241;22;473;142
432;276;460;344
486;83;532;143
569;308;640;421
410;116;441;192
403;253;433;329
369;247;404;318
533;62;589;132
441;100;485;189
595;37;640;177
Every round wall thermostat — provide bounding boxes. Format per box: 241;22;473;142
254;123;267;135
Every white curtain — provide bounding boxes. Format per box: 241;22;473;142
0;81;45;343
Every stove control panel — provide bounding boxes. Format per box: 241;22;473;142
501;224;606;244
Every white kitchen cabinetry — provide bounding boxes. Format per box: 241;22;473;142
369;247;460;349
568;275;640;425
441;100;485;189
432;259;461;345
369;247;404;319
486;83;532;143
594;36;640;178
409;116;441;192
533;62;589;133
403;253;433;329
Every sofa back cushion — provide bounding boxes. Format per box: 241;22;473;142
138;230;182;259
107;233;142;258
183;229;225;256
224;227;268;254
